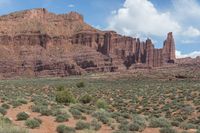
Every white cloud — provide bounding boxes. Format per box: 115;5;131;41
68;4;75;8
176;50;200;58
182;26;200;37
107;0;181;36
172;0;200;21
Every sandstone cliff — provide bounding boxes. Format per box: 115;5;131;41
0;8;176;78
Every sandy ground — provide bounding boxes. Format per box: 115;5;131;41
0;100;196;133
5;103;113;133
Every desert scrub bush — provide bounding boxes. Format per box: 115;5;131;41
69;108;82;119
149;117;171;128
92;110;110;124
10;99;28;108
90;119;101;131
129;122;141;131
0;116;12;124
79;94;92;104
171;120;180;127
96;99;108;109
1;103;10;109
31;104;52;116
10;100;22;108
25;118;40;129
16;112;29;121
180;122;198;130
56;125;76;133
33;117;42;124
40;107;52;116
70;104;95;114
196;128;200;133
131;114;146;131
118;121;129;131
0;107;7;116
0;116;28;133
76;81;85;88
55;113;70;122
51;108;63;116
56;90;76;104
56;86;65;91
159;127;177;133
75;120;90;130
16;99;28;104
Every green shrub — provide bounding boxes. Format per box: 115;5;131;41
56;125;75;133
1;103;10;109
0;116;11;124
33;117;42;124
159;127;177;133
40;107;52;116
79;94;92;104
171;120;180;127
0;120;28;133
180;122;198;130
56;90;76;104
69;108;82;119
10;101;22;108
0;107;7;116
196;128;200;133
51;108;62;116
129;123;140;131
96;99;108;109
92;110;110;124
16;112;29;121
132;114;146;131
25;119;40;129
31;105;52;116
149;117;171;128
76;81;85;88
118;122;129;131
10;99;27;108
0;116;27;133
17;99;28;104
56;86;65;91
56;113;70;122
90;119;101;131
75;120;90;130
31;105;50;115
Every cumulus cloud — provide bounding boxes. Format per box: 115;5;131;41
182;26;200;37
107;0;181;36
172;0;200;21
176;50;200;58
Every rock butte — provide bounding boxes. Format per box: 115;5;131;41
0;8;176;78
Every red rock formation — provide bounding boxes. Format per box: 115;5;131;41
163;32;176;63
0;8;176;78
72;31;176;68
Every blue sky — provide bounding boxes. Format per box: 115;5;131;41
0;0;200;58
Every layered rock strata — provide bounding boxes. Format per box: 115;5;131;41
0;8;176;78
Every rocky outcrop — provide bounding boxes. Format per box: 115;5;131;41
71;31;176;68
0;8;176;78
